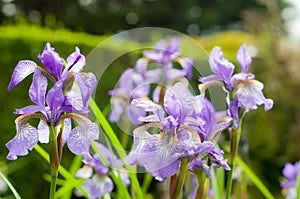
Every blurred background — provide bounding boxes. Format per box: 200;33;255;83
1;0;300;198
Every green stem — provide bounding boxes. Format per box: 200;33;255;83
195;169;209;199
49;124;59;199
171;158;189;199
226;126;242;199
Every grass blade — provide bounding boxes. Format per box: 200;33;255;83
235;156;275;199
0;171;21;199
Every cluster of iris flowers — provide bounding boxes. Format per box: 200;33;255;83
8;38;294;199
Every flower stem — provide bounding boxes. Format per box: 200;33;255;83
226;126;242;199
170;158;189;199
195;169;209;199
49;124;59;199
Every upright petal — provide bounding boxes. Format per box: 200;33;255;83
29;68;48;106
67;122;99;157
237;44;252;73
46;80;65;122
65;47;86;74
6;116;39;160
131;99;165;123
38;43;64;79
8;60;36;91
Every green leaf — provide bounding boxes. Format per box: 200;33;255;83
89;98;144;198
235;156;275;199
0;171;21;199
34;144;88;198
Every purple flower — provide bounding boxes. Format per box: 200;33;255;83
109;38;194;124
199;44;273;128
199;46;234;90
75;142;130;198
6;43;99;160
125;82;230;181
281;161;300;188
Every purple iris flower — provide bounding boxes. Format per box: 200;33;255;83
6;43;99;160
199;44;273;128
109;38;194;124
75;142;130;198
125;82;230;181
281;161;300;188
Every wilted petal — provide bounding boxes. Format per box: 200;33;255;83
8;60;36;91
6;116;39;160
67;122;99;156
37;120;49;143
29;68;48;106
237;44;252;73
82;175;113;199
38;43;64;79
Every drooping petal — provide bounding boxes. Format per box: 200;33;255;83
125;128;183;182
236;44;252;73
82;175;113;199
61;118;72;145
37;120;49;143
38;43;64;79
8;60;36;91
29;68;48;106
67;122;99;157
6;116;39;160
234;79;274;112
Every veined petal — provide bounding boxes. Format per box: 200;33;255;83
6;116;39;160
29;68;48;106
66;74;88;112
37;120;49;143
8;60;36;91
125;127;183;181
67;122;99;156
38;43;64;79
65;47;86;74
237;44;252;73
